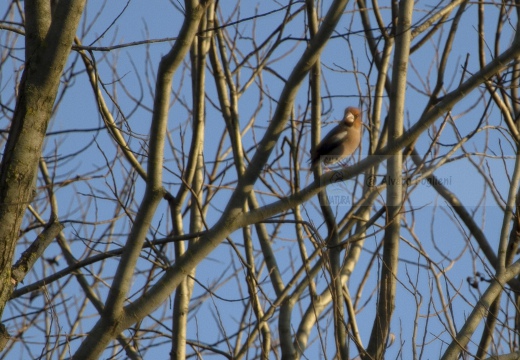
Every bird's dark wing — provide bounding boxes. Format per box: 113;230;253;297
309;125;348;166
315;127;348;154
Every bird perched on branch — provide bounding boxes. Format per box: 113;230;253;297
310;106;362;169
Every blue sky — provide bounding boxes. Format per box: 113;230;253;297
1;1;518;359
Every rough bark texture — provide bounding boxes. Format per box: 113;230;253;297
0;0;87;346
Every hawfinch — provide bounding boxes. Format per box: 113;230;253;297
310;106;362;169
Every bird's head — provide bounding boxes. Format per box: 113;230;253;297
342;106;361;127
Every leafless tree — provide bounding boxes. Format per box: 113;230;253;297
1;0;520;359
